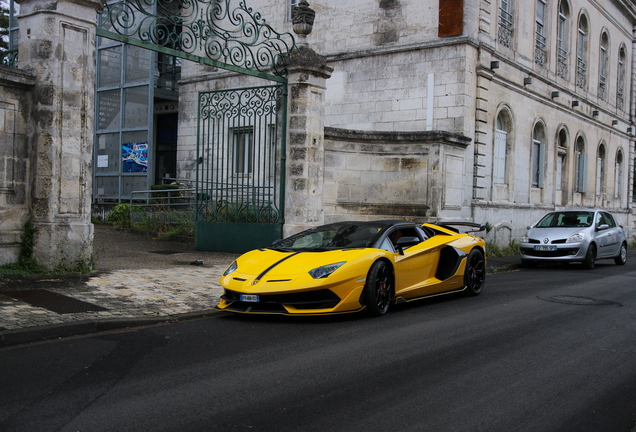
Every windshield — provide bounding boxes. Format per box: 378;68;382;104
272;223;385;251
535;211;594;228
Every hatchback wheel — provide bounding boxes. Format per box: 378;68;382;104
583;244;596;270
614;242;627;265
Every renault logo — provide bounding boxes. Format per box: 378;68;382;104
543;238;549;244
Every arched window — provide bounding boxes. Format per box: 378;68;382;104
596;143;606;195
575;136;587;192
557;1;569;79
615;149;623;198
576;15;588;89
599;32;609;100
532;123;546;188
535;0;547;66
498;0;514;47
617;45;626;110
556;128;568;192
494;110;512;184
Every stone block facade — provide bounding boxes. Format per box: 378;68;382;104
0;67;35;265
175;0;636;246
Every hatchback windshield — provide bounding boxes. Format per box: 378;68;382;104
535;211;594;228
273;223;385;251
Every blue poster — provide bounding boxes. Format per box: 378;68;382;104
122;142;148;172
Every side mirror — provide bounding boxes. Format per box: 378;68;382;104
396;236;421;255
527;225;532;230
596;224;609;231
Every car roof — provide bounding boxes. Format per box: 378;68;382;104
320;220;416;228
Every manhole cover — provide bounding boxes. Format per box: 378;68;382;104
149;250;183;255
538;295;621;307
1;289;109;314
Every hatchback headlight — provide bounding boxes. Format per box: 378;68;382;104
309;262;345;279
521;233;529;243
223;261;238;276
566;232;586;243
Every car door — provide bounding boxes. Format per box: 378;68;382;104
392;234;458;299
594;212;613;258
602;212;621;256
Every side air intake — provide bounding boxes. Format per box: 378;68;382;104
435;246;468;281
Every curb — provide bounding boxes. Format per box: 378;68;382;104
0;309;220;348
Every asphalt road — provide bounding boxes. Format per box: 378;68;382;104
1;259;636;432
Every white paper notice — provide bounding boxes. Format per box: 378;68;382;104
97;155;109;168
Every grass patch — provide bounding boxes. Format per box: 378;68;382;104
486;239;520;257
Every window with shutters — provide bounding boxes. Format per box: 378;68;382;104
532;123;546;188
617;45;626;110
575;136;587;193
556;128;568;194
576;15;588;90
498;0;514;47
599;32;609;101
494;111;511;185
556;1;569;79
614;149;623;199
535;0;547;66
596;143;606;196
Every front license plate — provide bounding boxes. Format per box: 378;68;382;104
240;294;259;302
534;245;556;251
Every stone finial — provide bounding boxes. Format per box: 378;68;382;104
292;0;315;47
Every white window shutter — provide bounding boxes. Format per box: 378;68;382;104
494;130;507;184
538;142;546;188
580;154;588;193
596;157;602;195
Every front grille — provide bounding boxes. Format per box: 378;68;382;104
552;239;567;244
528;239;541;244
520;247;579;257
222;289;342;311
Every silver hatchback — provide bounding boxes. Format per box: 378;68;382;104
520;209;627;269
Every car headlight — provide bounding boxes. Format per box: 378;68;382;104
521;233;529;243
223;261;238;276
566;232;586;243
308;262;345;279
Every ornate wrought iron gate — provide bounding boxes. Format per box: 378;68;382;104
97;0;297;252
195;85;286;252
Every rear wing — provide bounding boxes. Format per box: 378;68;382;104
432;221;486;233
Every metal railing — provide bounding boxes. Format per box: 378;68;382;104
129;187;197;222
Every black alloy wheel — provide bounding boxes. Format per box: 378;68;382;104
365;260;393;316
464;249;485;296
583;244;596;269
615;242;627;265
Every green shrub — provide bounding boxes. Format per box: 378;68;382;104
107;204;132;228
486;239;520;257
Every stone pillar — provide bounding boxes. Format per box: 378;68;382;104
16;0;102;270
282;47;333;237
282;0;332;237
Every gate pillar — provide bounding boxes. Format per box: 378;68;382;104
16;0;102;269
283;46;333;237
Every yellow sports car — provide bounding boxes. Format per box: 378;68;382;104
217;220;486;316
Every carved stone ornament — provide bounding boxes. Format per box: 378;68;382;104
292;0;315;43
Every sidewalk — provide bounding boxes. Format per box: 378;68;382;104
0;225;521;347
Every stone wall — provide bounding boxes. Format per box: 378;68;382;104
323;127;471;224
0;66;36;265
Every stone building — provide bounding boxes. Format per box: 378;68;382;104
2;0;636;264
174;0;636;245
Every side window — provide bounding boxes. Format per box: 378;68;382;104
379;237;394;252
603;212;616;228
